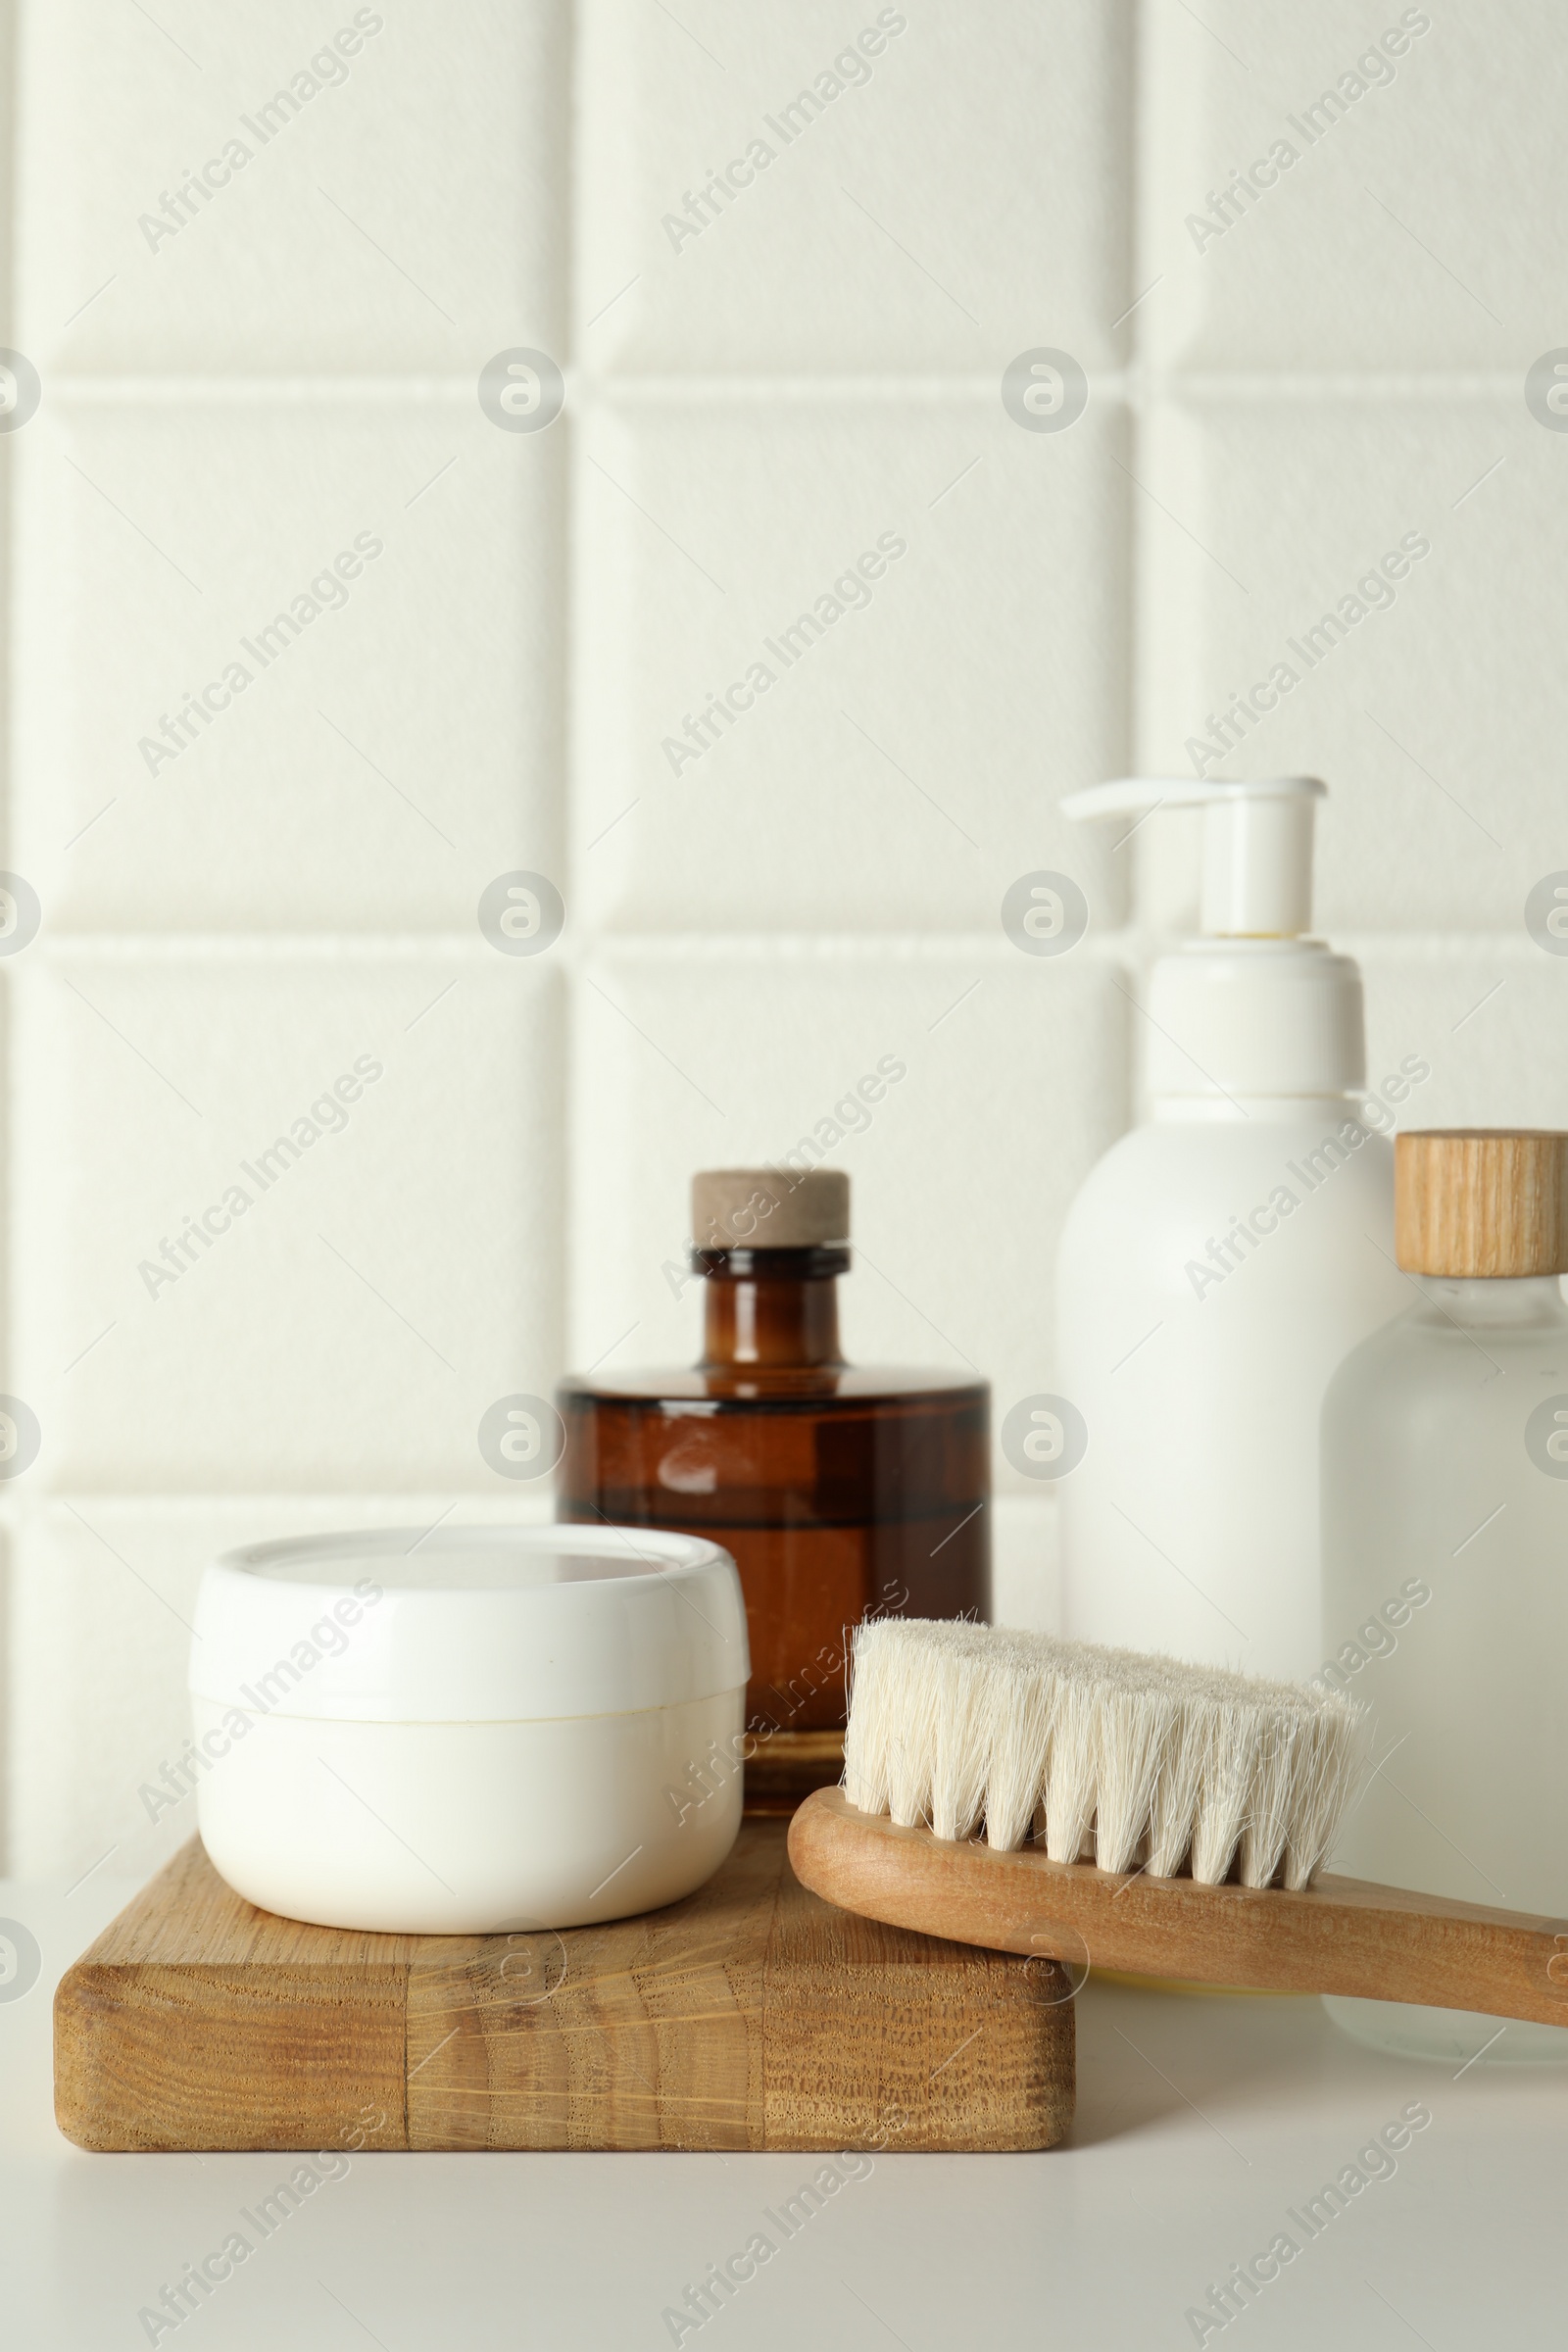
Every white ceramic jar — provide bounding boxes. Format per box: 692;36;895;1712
189;1524;749;1934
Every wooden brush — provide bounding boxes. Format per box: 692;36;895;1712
787;1619;1568;2028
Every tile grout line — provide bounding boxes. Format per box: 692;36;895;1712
31;374;1543;405
8;930;1540;962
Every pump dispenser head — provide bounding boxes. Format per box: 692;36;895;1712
1059;777;1326;938
1061;774;1365;1103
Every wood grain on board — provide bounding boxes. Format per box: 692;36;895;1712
55;1820;1074;2153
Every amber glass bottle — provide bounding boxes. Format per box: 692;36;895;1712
557;1169;989;1799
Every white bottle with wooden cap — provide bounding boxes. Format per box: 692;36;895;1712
1321;1129;1568;2064
1054;778;1409;1681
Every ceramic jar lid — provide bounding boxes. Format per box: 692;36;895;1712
190;1523;750;1724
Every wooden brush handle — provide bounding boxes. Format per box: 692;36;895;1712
789;1789;1568;2030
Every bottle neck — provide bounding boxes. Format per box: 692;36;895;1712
1149;1092;1364;1125
695;1247;848;1370
1411;1274;1568;1330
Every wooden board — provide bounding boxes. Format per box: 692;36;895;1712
55;1823;1074;2154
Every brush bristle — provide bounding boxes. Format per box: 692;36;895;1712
842;1618;1369;1892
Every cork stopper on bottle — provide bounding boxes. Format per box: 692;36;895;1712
1395;1130;1568;1277
691;1167;850;1251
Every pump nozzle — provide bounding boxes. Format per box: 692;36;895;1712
1060;776;1327;939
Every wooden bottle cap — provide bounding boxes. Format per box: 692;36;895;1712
1395;1130;1568;1276
692;1167;849;1251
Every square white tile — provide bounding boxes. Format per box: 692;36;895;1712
1140;0;1560;370
568;948;1128;1494
10;956;564;1492
573;397;1131;933
577;0;1132;373
17;0;567;372
1136;396;1563;935
11;399;564;931
1358;941;1568;1133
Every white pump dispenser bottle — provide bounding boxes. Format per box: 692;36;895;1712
1054;778;1412;1681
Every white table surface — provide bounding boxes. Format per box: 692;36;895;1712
3;1871;1560;2350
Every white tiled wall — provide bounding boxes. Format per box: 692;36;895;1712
6;0;1567;1876
16;400;566;931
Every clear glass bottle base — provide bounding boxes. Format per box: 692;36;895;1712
1323;1994;1568;2065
